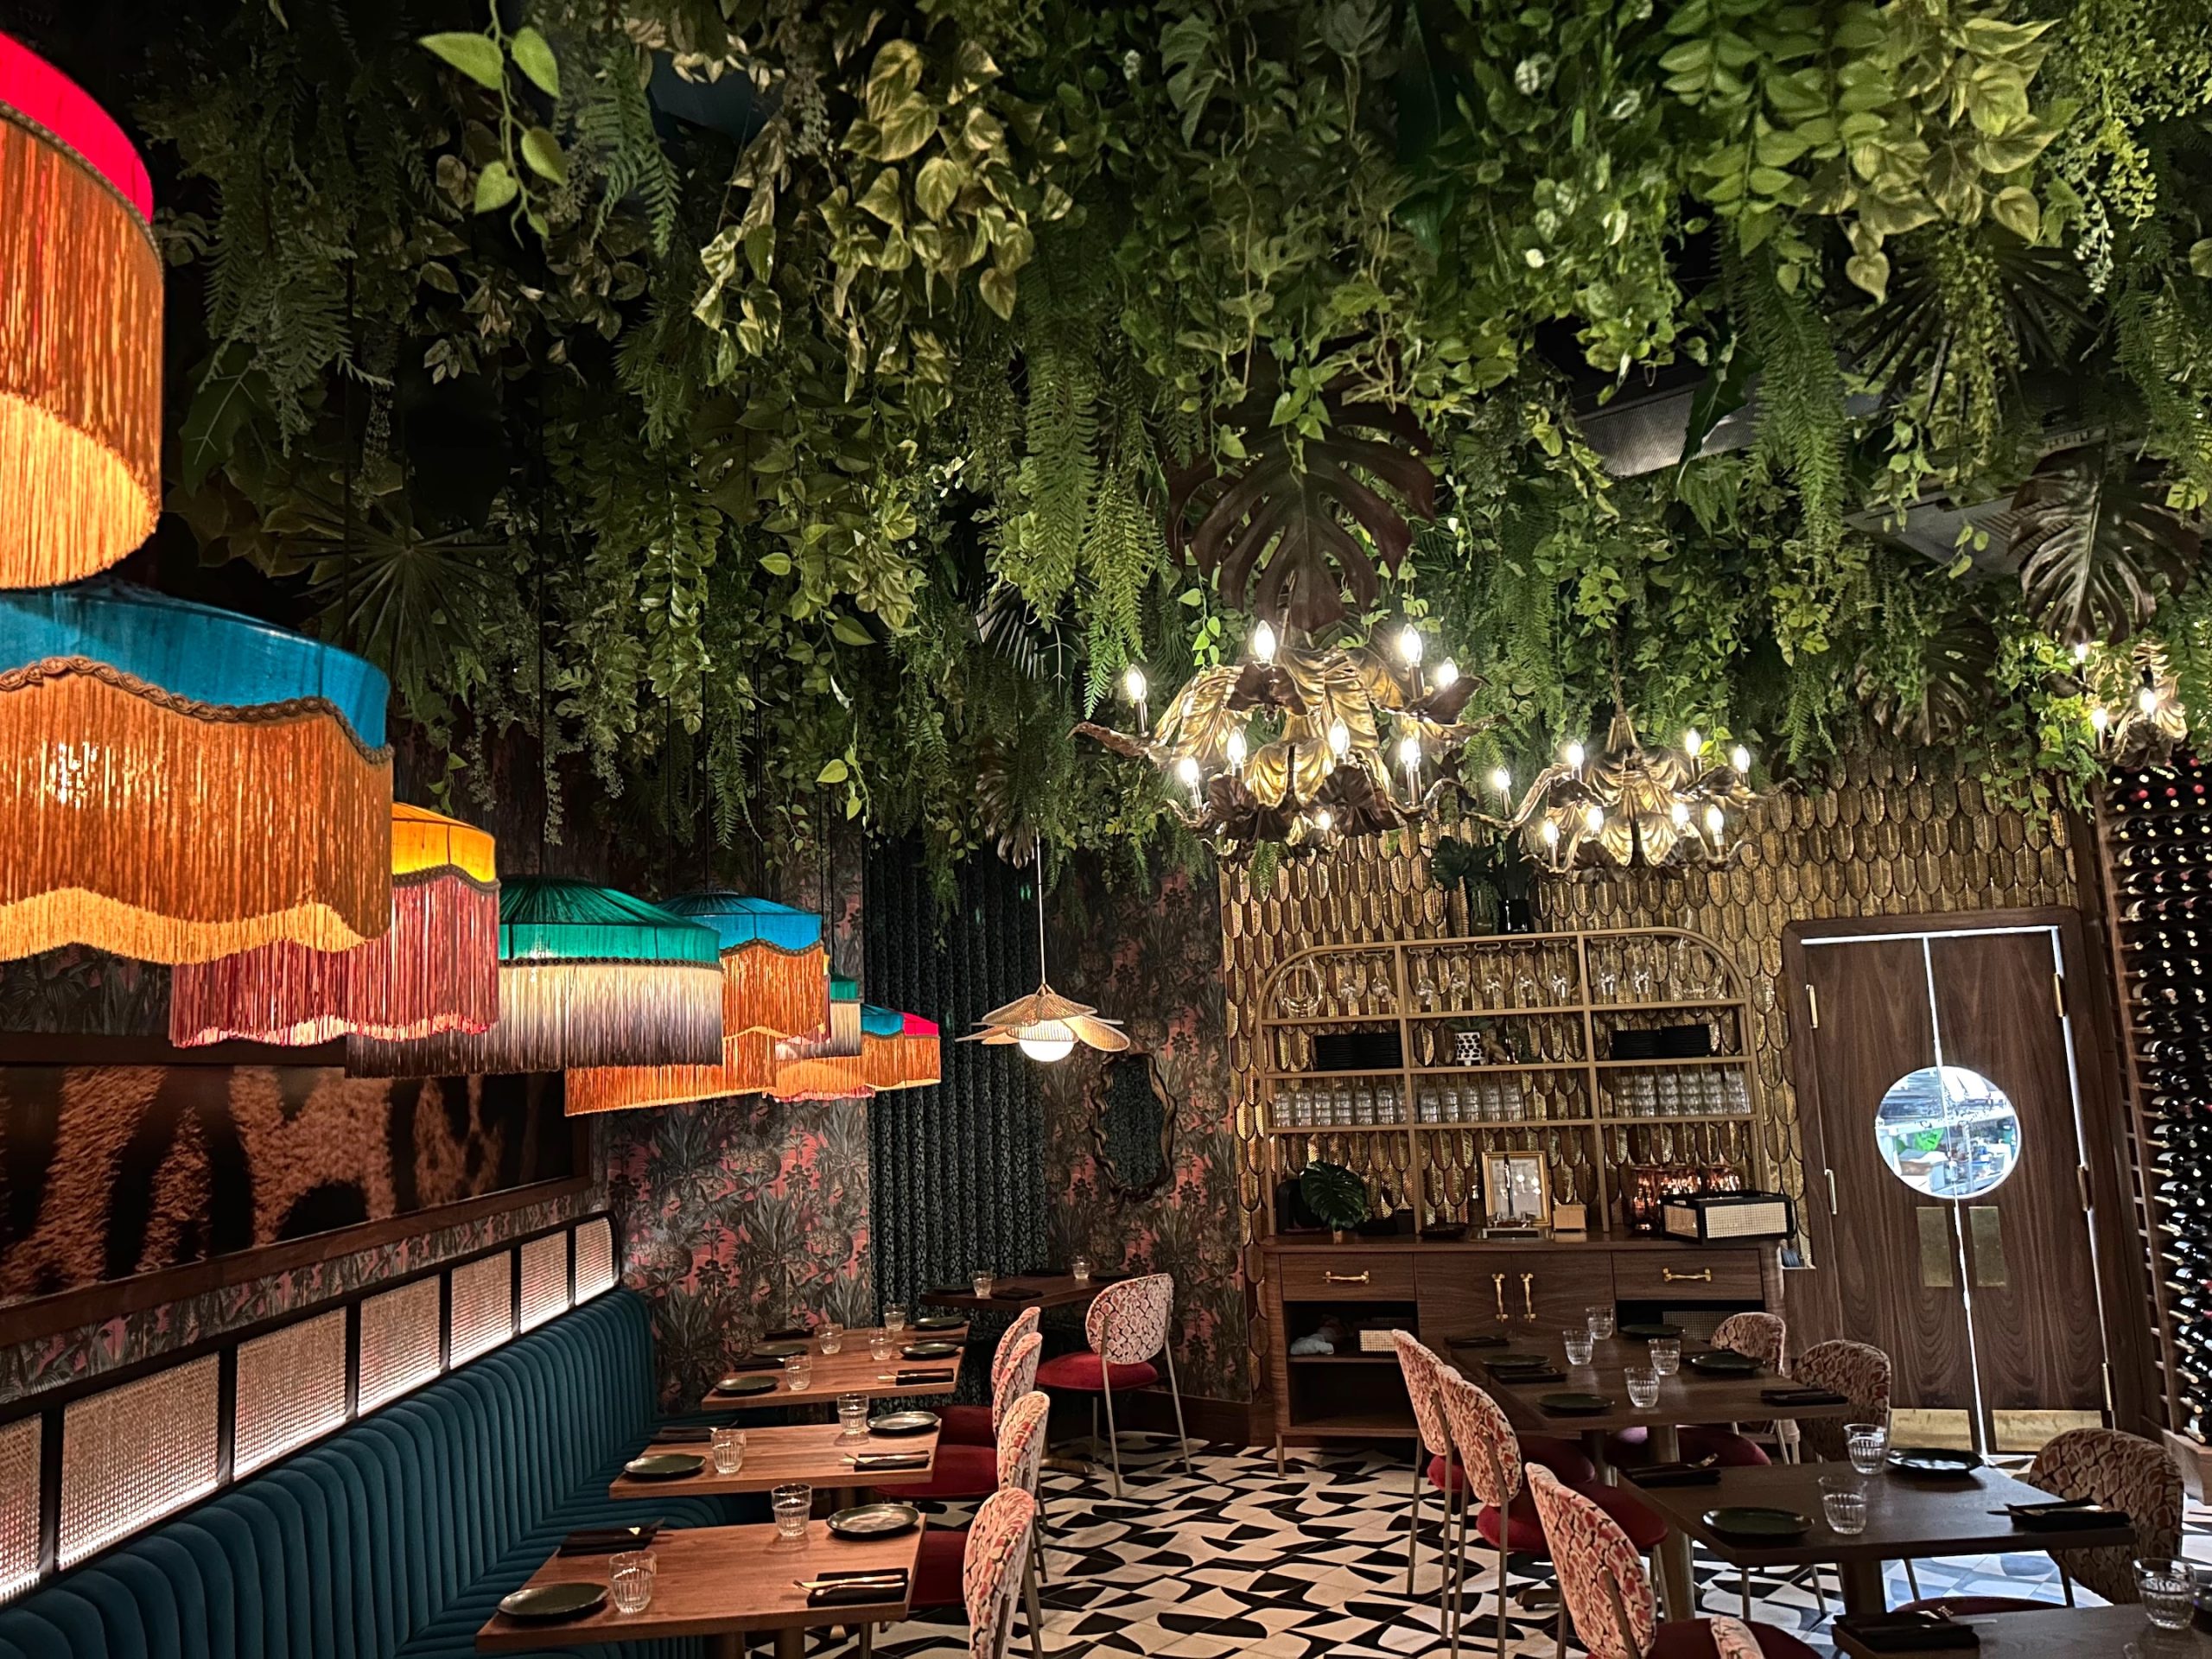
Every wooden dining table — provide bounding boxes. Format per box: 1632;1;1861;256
608;1420;943;1507
697;1328;966;1408
1626;1461;2139;1617
1469;1334;1866;1619
1832;1601;2209;1656
918;1274;1107;1313
475;1517;923;1658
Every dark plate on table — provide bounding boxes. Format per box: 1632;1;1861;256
1618;1322;1684;1341
1484;1354;1550;1370
912;1314;967;1332
1703;1506;1811;1541
1688;1351;1760;1376
754;1340;809;1358
827;1502;920;1540
765;1325;810;1342
1888;1446;1981;1478
714;1374;779;1397
1538;1391;1613;1415
499;1583;607;1622
623;1452;704;1480
901;1340;961;1359
868;1409;940;1437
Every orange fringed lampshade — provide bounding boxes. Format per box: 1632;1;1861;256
168;804;499;1046
564;1029;778;1117
0;34;162;588
0;581;392;963
769;976;869;1101
862;1006;941;1092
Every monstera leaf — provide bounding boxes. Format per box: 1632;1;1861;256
1166;372;1435;632
1856;611;1999;747
2008;442;2202;644
1299;1160;1371;1232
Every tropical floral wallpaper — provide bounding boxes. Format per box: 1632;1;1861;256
604;1096;874;1408
1038;862;1247;1403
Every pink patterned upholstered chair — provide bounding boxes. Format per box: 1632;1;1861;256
1897;1427;2183;1617
1034;1272;1191;1497
942;1306;1043;1446
1436;1366;1666;1658
1525;1465;1818;1658
914;1391;1055;1657
1612;1313;1787;1472
1790;1339;1891;1465
962;1485;1040;1659
897;1331;1045;1503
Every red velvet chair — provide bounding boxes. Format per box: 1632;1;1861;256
941;1306;1042;1447
893;1331;1043;1504
911;1391;1053;1659
1033;1273;1190;1498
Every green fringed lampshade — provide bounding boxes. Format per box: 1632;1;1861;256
346;875;722;1076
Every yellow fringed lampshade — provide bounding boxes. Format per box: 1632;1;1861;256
346;876;723;1077
168;804;499;1046
862;1006;941;1092
0;34;161;588
0;581;392;963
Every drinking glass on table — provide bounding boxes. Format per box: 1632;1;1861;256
883;1303;908;1335
871;1331;897;1363
1820;1477;1867;1537
817;1320;844;1355
1624;1366;1659;1408
1846;1421;1888;1475
1071;1255;1093;1285
710;1427;747;1474
1586;1304;1616;1340
785;1352;814;1392
1562;1329;1596;1367
837;1392;869;1440
609;1548;656;1613
772;1484;812;1541
2135;1558;2197;1630
973;1272;995;1299
1648;1338;1681;1376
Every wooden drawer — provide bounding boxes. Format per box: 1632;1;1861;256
1277;1252;1416;1301
1612;1249;1764;1302
1418;1251;1615;1338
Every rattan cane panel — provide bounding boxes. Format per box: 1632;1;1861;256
59;1357;219;1568
518;1232;568;1332
1218;761;2079;1395
448;1253;512;1365
358;1277;441;1413
574;1215;616;1300
0;1418;37;1601
233;1310;346;1477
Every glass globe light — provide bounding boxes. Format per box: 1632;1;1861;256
1015;1019;1076;1063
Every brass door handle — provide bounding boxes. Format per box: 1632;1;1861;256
1521;1272;1536;1321
1324;1271;1370;1285
1662;1268;1713;1284
1493;1274;1508;1322
1825;1170;1839;1217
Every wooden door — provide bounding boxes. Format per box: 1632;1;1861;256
1929;932;2107;1423
1798;938;1980;1418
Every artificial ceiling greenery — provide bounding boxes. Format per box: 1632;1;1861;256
122;0;2212;883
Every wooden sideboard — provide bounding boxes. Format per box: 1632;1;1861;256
1258;1234;1785;1466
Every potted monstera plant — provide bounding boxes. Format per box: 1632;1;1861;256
1431;830;1536;935
1299;1160;1371;1245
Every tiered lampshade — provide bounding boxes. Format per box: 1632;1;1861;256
658;890;830;1035
346;876;722;1076
1;34;162;588
0;579;392;963
769;975;869;1099
168;804;499;1046
861;1005;941;1092
563;891;830;1116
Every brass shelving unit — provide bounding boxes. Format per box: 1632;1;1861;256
1255;927;1767;1236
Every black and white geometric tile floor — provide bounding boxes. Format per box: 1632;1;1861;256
816;1433;2212;1657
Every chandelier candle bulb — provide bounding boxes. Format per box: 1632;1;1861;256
1566;740;1586;771
1396;625;1423;666
1327;718;1351;756
1250;620;1277;663
1435;658;1459;689
1684;728;1703;758
1491;766;1511;795
1226;728;1248;769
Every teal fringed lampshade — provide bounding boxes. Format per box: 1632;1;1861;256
346;876;723;1076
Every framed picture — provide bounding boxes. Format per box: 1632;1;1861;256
1482;1150;1551;1232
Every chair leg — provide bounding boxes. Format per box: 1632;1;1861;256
1446;1495;1466;1659
1903;1558;1922;1600
1100;1380;1124;1501
1024;1547;1046;1659
1089;1396;1099;1458
1035;1491;1051;1584
1161;1340;1195;1477
1494;1545;1510;1659
1812;1565;1828;1616
1407;1448;1425;1595
1740;1565;1752;1618
1553;1575;1569;1659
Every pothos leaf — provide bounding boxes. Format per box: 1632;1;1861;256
520;128;567;184
508;26;559;98
419;31;505;92
2007;442;2202;644
474;158;519;213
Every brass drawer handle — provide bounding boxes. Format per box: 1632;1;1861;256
1493;1274;1508;1322
1521;1272;1535;1322
1662;1268;1713;1283
1324;1271;1371;1285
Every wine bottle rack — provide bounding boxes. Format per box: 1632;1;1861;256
1255;927;1765;1236
2099;755;2212;1442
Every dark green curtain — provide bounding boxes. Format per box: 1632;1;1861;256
864;841;1047;1313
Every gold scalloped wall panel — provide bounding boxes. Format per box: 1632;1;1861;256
1217;759;2080;1395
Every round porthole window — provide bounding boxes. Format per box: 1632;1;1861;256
1872;1065;2022;1200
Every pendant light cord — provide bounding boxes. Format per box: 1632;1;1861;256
1033;845;1048;988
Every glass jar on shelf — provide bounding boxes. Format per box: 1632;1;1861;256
1332;1085;1355;1127
1353;1085;1376;1127
1656;1071;1681;1117
1503;1078;1527;1122
1726;1071;1749;1113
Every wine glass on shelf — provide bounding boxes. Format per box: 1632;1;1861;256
1414;956;1439;1013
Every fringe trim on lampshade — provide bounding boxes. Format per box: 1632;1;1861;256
723;939;830;1037
777;990;863;1061
168;868;499;1046
863;1025;942;1092
771;1050;873;1103
0;115;161;588
0;662;391;963
563;1030;778;1116
345;958;725;1077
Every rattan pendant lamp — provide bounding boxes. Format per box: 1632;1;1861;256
960;848;1126;1062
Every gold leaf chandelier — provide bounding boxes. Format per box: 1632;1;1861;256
1075;620;1482;859
1481;706;1756;872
